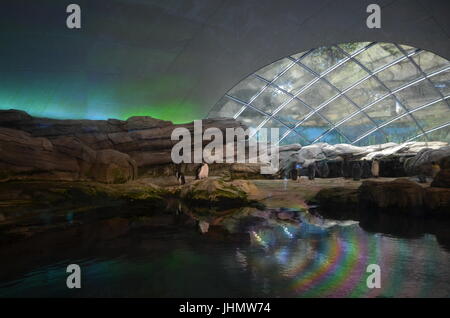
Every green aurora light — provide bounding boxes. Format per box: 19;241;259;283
0;73;204;124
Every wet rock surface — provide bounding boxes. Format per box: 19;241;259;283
359;179;425;211
175;178;265;208
313;177;450;217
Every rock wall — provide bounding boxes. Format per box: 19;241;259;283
0;110;245;183
404;146;450;176
314;178;450;217
0;127;137;183
279;141;449;178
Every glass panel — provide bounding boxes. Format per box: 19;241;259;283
291;51;309;61
295;113;331;141
298;80;338;108
280;133;307;146
395;80;441;110
399;44;416;55
338;42;371;55
412;51;450;74
423;126;450;143
338;112;376;142
354;43;404;72
256;58;293;82
318;96;359;124
228;76;267;103
217;42;450;146
208;97;243;118
237;106;268;128
251;85;290;114
320;130;349;144
381;115;423;143
274;99;311;128
413;101;450;131
262;118;309;145
429;69;450;96
377;59;421;90
273;63;316;94
301;46;347;75
364;96;406;125
355;129;390;146
345;77;389;107
324;60;368;91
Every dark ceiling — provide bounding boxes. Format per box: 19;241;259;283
0;0;449;122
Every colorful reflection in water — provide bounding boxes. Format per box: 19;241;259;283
245;215;449;298
0;210;449;297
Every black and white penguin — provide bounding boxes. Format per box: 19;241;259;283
307;162;316;180
195;163;209;180
342;157;351;179
319;160;329;178
337;161;344;178
175;164;186;185
352;162;362;181
361;159;371;179
371;159;380;178
290;161;299;181
176;171;185;185
295;162;303;182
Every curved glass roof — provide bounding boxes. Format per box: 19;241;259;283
207;42;450;146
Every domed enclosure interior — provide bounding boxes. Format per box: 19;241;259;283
207;42;450;146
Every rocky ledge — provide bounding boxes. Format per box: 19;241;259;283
314;174;450;218
173;178;265;208
0;177;267;223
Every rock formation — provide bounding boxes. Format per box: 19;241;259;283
279;141;449;178
2;109;450;183
359;179;426;211
404;147;450;177
431;169;450;188
176;178;264;207
0;110;244;183
315;177;450;217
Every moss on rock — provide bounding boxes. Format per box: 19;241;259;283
178;178;264;208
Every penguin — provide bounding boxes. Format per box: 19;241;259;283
196;163;209;180
175;171;185;185
319;160;329;178
371;159;380;178
352;161;362;181
342;157;351;179
337;160;344;178
194;164;201;180
198;220;209;234
290;161;299;181
295;162;303;182
175;164;186;185
361;159;371;179
307;162;316;180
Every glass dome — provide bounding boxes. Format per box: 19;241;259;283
207;42;450;146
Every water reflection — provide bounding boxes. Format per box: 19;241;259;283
0;204;449;298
